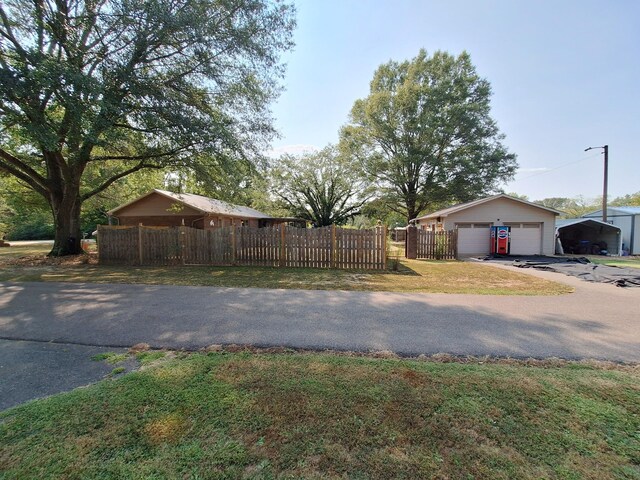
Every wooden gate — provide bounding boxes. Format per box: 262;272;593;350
416;230;457;260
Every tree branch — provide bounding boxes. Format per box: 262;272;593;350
80;162;162;201
0;148;49;193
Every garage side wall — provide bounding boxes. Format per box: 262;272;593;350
442;198;557;256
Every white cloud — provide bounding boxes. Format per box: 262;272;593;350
266;144;320;158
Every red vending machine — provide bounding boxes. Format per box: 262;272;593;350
490;226;511;255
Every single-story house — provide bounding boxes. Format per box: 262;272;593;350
108;189;305;229
555;219;622;255
582;206;640;255
412;194;560;256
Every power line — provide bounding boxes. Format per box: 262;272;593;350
515;152;601;181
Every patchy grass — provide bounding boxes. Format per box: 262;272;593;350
1;352;638;479
109;367;126;376
91;352;128;365
587;255;640;269
0;243;572;295
136;351;167;365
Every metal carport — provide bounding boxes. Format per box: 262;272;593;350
556;219;622;255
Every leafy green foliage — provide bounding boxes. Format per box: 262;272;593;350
340;49;518;222
270;146;370;226
0;168;165;239
535;193;640;218
534;196;600;218
611;191;640;207
0;176;54;239
0;0;295;254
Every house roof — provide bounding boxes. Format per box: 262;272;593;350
412;194;561;221
555;218;621;232
584;206;640;217
108;189;273;219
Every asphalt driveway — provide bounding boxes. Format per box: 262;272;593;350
0;339;128;411
1;265;638;363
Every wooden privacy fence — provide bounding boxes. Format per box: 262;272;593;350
98;224;387;270
416;229;458;260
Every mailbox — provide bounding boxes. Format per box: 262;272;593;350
490;226;511;255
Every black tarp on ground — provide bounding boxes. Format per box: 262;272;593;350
509;257;640;287
479;255;640;287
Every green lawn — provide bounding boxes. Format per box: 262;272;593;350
587;255;640;269
1;352;638;479
0;244;572;295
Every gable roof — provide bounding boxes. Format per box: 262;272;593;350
412;194;561;221
108;189;273;219
584;206;640;217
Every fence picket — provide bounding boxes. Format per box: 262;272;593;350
415;229;457;260
99;225;387;270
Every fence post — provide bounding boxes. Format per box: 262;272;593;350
97;224;102;263
231;226;236;265
180;226;186;265
382;225;387;269
137;223;143;265
454;229;458;259
406;224;417;259
279;225;286;267
331;224;337;268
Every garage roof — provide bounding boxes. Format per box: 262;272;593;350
412;194;561;222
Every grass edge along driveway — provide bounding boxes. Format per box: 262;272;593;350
1;350;638;479
0;245;572;295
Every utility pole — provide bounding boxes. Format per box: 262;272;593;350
584;144;609;222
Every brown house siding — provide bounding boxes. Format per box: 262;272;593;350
118;215;203;227
202;215;263;230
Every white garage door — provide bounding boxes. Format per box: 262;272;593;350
506;223;542;255
456;223;491;256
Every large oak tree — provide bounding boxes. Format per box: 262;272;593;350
0;0;295;255
340;49;518;223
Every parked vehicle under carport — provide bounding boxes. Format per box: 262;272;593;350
555;219;622;256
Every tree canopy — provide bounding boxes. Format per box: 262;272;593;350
269;146;370;226
340;49;518;223
0;0;295;254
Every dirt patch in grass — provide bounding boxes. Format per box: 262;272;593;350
0;244;96;266
1;352;637;479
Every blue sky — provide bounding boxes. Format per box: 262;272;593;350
269;0;640;202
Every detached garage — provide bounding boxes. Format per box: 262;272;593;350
412;194;560;257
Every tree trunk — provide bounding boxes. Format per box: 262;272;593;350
49;187;83;256
405;203;418;225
